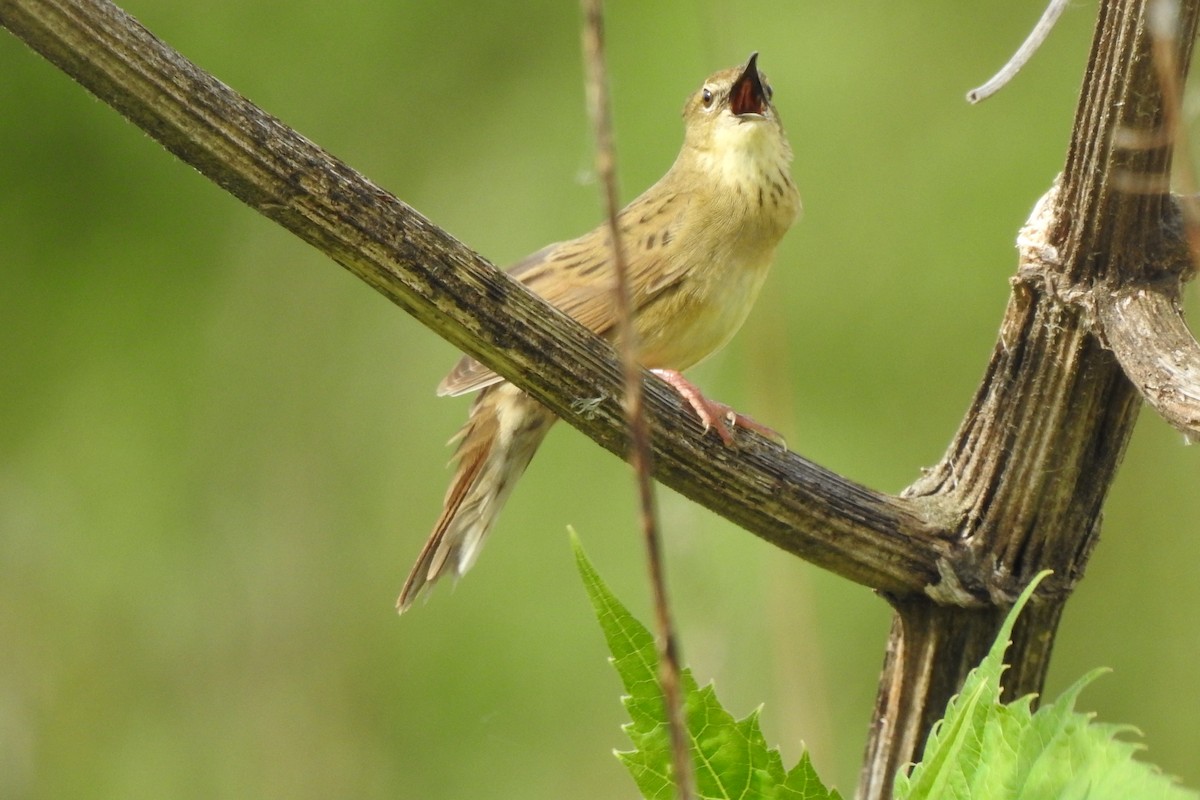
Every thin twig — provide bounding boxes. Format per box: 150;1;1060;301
579;3;693;798
967;0;1070;103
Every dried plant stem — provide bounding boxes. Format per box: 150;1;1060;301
579;2;693;799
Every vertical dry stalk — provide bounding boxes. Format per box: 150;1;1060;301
578;2;694;798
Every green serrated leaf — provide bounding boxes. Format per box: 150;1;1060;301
895;571;1198;800
573;531;671;734
783;752;838;800
572;533;840;800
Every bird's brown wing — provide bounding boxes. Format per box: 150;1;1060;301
438;191;691;398
437;244;559;396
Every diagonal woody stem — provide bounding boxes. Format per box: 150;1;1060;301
0;0;952;599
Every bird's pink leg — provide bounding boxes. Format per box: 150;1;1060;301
651;369;785;447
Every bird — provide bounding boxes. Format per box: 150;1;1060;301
398;52;801;612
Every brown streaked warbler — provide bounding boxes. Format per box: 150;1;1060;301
399;53;801;612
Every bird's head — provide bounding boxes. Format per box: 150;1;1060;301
680;53;789;164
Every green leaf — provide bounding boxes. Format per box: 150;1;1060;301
572;533;840;800
895;571;1198;800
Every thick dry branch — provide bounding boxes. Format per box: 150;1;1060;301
0;0;950;595
859;2;1200;797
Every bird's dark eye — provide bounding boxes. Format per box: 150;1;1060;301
763;82;774;100
701;87;714;108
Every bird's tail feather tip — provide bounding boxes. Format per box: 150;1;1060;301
396;386;556;615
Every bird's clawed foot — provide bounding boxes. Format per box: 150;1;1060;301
651;369;785;447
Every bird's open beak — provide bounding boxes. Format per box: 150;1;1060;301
729;52;767;117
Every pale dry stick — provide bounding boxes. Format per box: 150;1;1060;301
1149;0;1200;263
1091;0;1200;444
579;3;695;799
967;0;1071;103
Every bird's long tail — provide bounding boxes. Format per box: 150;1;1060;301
397;383;556;612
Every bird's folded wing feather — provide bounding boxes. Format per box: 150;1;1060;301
437;191;691;398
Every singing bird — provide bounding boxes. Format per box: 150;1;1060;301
398;53;801;612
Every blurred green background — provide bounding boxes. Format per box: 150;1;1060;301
2;1;1198;797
